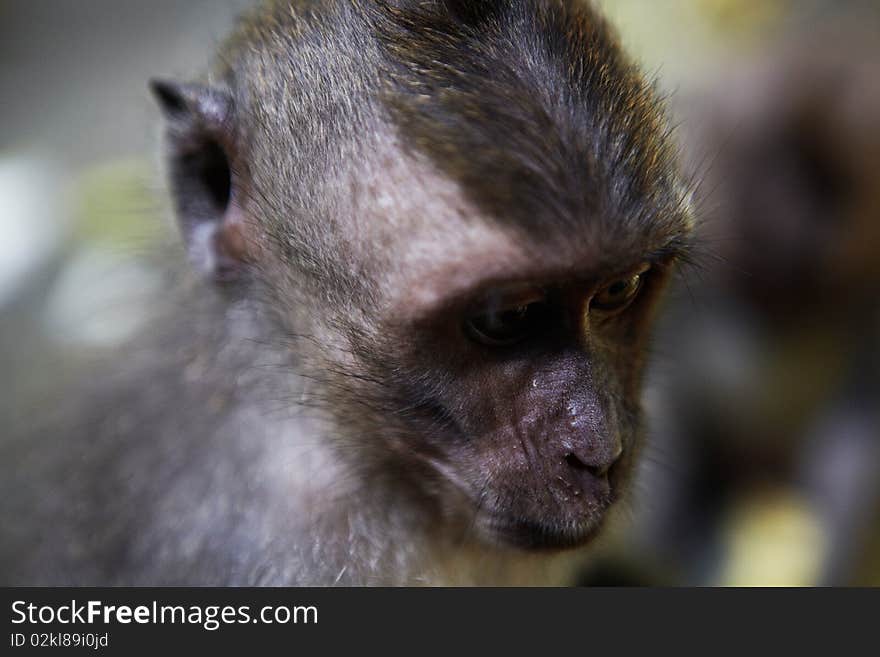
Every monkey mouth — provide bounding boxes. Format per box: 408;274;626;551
482;507;611;551
472;462;626;551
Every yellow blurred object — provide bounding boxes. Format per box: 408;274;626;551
718;488;827;587
595;0;791;87
71;157;169;248
695;0;790;36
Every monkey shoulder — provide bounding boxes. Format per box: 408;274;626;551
0;297;317;584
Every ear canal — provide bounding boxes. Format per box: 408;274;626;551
151;79;247;283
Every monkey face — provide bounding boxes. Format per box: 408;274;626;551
350;206;681;551
450;279;645;549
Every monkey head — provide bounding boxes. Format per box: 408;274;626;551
152;1;693;552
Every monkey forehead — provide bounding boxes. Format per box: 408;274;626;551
353;134;659;314
355;136;538;291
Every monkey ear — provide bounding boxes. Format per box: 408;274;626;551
150;78;250;283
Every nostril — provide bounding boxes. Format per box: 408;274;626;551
565;452;614;478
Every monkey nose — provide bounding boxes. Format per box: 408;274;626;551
564;446;622;479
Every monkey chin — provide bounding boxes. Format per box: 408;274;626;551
478;499;615;553
491;516;608;552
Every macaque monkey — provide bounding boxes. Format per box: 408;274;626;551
0;0;693;585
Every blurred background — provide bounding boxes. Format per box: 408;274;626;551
1;0;878;585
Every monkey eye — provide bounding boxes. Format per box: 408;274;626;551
591;268;648;313
465;291;548;347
